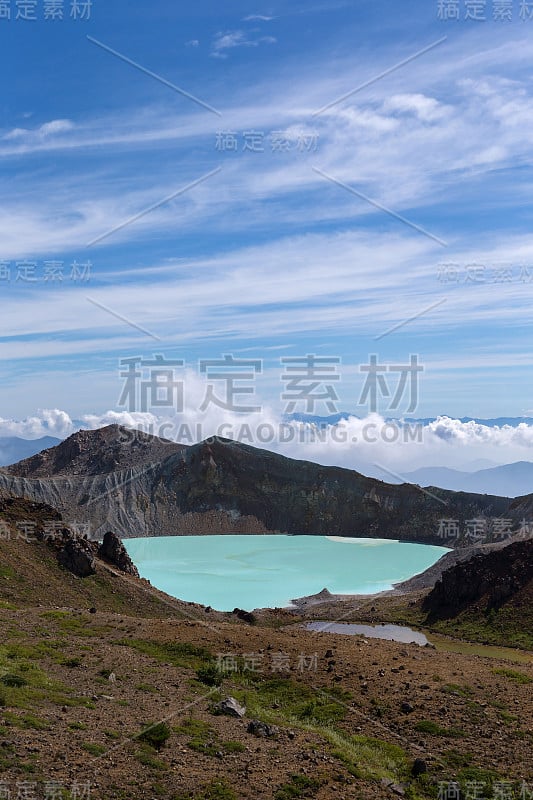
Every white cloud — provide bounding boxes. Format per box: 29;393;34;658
211;29;277;57
3;119;74;141
3;42;533;259
243;14;275;21
39;119;74;136
3;28;533;421
382;93;449;123
0;230;438;350
2;408;533;479
3;34;533;233
3;229;533;366
0;409;75;439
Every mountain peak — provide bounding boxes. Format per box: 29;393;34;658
5;424;186;478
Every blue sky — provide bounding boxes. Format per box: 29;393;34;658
2;0;533;423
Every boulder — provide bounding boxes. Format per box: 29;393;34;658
214;697;246;718
232;608;256;625
57;538;96;578
246;720;278;738
98;531;139;576
412;758;428;777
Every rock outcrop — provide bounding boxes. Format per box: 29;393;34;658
57;536;97;578
98;531;139;576
423;539;533;620
0;492;139;580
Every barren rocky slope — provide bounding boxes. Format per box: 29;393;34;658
421;539;533;649
0;426;518;543
0;494;531;800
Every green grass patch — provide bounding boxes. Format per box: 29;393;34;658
3;711;49;730
0;565;17;580
457;767;503;798
414;720;465;738
137;721;172;751
1;673;27;688
432;635;533;664
81;742;106;756
227;677;403;791
40;611;99;637
40;610;70;620
0;642;70;709
60;657;82;668
232;677;351;727
329;730;410;784
428;609;533;651
134;745;168;771
274;774;322;799
51;694;95;709
441;683;473;698
498;710;519;724
442;749;474;769
175;780;237;800
223;740;246;753
175;719;212;736
118;638;213;670
492;667;532;684
58;617;97;636
174;718;245;758
98;668;114;679
196;663;224;687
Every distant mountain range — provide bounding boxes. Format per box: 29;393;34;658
403;416;533;428
286;415;533;495
286;413;533;427
397;462;533;498
0;436;61;467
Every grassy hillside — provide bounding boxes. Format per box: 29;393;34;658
0;495;192;618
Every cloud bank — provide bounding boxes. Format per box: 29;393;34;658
2;405;533;478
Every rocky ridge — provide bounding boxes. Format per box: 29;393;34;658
0;425;520;544
423;538;533;621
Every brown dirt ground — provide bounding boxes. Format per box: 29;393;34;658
0;526;531;800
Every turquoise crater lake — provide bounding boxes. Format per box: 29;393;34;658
124;535;449;612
